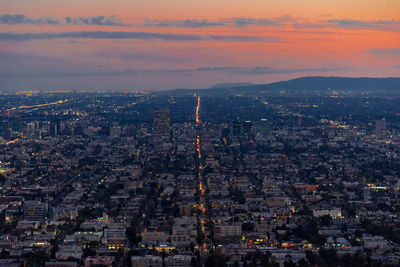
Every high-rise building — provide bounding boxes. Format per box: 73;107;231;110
375;118;387;137
25;121;40;137
221;127;230;138
5;126;13;140
2;116;21;139
243;120;252;134
49;118;61;136
232;121;241;136
153;110;170;137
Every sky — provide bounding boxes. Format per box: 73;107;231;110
0;0;399;91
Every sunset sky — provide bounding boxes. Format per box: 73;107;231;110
1;0;400;90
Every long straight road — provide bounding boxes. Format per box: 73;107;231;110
196;96;201;126
194;96;211;264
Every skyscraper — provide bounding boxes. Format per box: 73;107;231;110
232;121;241;136
243;120;252;134
153;110;170;137
49;118;61;136
375;118;387;138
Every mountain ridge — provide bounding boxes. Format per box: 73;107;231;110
163;76;400;96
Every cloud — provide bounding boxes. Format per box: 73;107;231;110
209;35;279;42
367;48;400;59
0;31;203;41
0;66;343;78
138;17;400;32
0;31;281;42
141;16;296;28
300;19;400;32
327;19;400;28
0;14;60;25
0;14;295;28
1;14;399;32
64;16;126;26
0;14;128;26
142;19;226;28
292;18;400;32
232;16;295;27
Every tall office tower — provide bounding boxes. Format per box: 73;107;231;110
25;122;35;137
243;120;253;134
221;127;230;138
49;118;61;136
5;127;13;140
153;110;170;137
2;116;20;139
375;118;387;138
232;121;241;136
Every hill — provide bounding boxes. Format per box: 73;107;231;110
212;76;400;96
163;76;400;96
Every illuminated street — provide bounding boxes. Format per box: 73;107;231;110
194;96;211;263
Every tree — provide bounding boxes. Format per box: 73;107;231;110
25;250;49;267
205;254;226;267
255;251;272;266
0;249;9;259
125;226;138;242
242;222;255;232
66;256;81;264
191;256;201;267
339;253;366;267
0;174;5;185
230;187;245;204
284;256;296;267
298;258;310;267
83;247;96;257
305;250;316;265
319;248;338;267
319;215;332;227
0;211;5;228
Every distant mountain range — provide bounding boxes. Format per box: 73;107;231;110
167;76;400;96
209;82;254;89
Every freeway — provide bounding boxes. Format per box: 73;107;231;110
2;99;69;116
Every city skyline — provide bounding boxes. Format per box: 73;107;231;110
1;0;400;90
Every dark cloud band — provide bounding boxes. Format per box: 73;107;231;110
1;14;399;32
0;14;60;25
0;14;127;26
64;16;125;26
0;31;280;42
